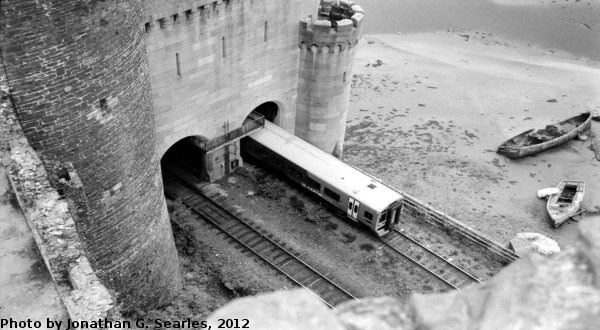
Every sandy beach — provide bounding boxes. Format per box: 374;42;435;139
344;29;600;248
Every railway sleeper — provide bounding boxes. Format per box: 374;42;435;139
296;272;319;284
227;226;249;236
236;230;259;242
248;239;267;250
272;253;293;266
243;235;264;247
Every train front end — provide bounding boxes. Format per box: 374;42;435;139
375;198;403;236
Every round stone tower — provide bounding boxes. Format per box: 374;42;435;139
0;0;181;309
296;0;364;157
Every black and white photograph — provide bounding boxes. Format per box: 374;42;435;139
0;0;598;329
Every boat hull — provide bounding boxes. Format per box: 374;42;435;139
546;180;585;228
497;112;592;159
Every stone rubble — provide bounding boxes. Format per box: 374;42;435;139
1;89;122;324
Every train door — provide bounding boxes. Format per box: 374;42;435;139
347;198;359;221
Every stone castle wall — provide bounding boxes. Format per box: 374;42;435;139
296;0;364;156
0;0;181;309
0;0;360;311
142;0;318;157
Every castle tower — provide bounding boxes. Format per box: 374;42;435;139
296;0;364;157
0;0;181;309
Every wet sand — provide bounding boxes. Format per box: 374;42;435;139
344;30;600;248
357;0;600;61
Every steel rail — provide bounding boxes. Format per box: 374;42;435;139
163;168;358;308
377;237;459;290
391;229;482;286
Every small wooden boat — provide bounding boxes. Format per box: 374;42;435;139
546;180;585;228
497;112;592;158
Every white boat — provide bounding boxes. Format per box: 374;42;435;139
546;180;585;228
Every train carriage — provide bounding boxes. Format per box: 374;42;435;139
242;121;403;236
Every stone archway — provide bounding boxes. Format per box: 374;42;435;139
251;101;279;123
161;135;210;183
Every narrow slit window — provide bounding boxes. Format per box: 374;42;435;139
185;9;193;20
264;21;268;42
199;5;206;14
222;36;226;58
158;18;166;28
176;53;181;76
99;98;110;114
343;71;347;83
172;13;179;24
144;22;151;33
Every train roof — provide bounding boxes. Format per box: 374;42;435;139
248;121;402;212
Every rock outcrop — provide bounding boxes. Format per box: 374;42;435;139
207;221;600;329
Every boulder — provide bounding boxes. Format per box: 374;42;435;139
510;232;561;256
578;220;600;285
335;297;415;330
206;290;344;330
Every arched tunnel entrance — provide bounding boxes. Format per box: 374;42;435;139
251;101;279;123
161;101;281;189
161;136;210;184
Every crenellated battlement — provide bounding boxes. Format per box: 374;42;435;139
299;0;364;53
143;0;236;33
296;0;363;157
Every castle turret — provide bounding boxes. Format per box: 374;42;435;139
296;0;364;157
0;0;181;309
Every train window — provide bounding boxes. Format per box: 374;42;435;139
379;211;387;223
324;187;340;202
354;205;358;213
364;211;373;220
348;202;352;210
306;176;321;190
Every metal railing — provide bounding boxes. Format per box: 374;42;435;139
198;112;265;152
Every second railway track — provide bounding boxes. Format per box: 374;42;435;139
380;228;482;290
162;166;357;308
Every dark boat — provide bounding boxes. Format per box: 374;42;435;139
497;112;592;158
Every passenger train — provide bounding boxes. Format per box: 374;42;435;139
242;120;403;236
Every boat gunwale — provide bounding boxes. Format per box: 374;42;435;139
546;180;585;228
497;112;592;158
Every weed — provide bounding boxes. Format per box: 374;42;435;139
359;243;375;251
289;195;305;212
325;222;338;231
341;232;356;244
256;179;286;199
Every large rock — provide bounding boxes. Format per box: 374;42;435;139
510;232;561;257
206;290;344;330
410;249;600;329
578;220;600;285
335;297;415;330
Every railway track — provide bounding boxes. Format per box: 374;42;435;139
162;166;358;308
380;229;482;290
